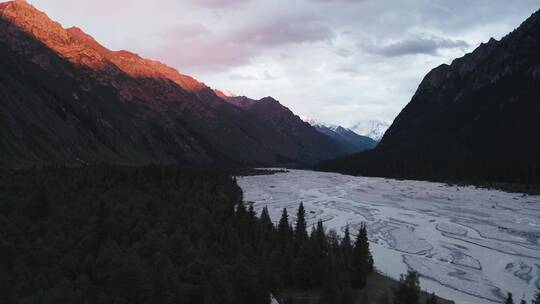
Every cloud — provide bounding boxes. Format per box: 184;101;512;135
336;48;354;57
362;36;470;57
151;38;253;72
232;17;334;47
229;74;258;80
150;16;334;71
263;70;276;80
308;0;362;3
227;71;276;81
25;0;540;127
162;23;211;41
190;0;252;8
336;66;359;75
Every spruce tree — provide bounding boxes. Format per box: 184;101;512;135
342;225;352;256
248;204;256;221
533;290;540;304
341;224;353;283
260;206;272;228
505;292;514;304
33;187;50;219
319;260;342;304
426;292;437;304
294;203;308;247
314;220;327;257
292;243;313;288
278;208;292;249
351;223;372;288
259;206;274;241
327;229;340;253
394;271;420;304
308;222;326;287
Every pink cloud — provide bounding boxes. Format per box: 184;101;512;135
151;15;334;71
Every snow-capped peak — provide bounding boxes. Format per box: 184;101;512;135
301;116;340;131
349;120;390;141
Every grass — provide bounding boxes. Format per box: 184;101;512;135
277;272;454;304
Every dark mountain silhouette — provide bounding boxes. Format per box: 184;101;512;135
314;125;376;155
0;0;341;168
306;120;377;154
220;94;372;157
318;10;540;185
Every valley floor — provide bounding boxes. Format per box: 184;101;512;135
237;169;540;304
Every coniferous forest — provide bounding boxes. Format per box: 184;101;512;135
0;165;375;304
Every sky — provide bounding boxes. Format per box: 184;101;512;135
24;0;540;126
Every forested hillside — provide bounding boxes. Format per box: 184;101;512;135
0;165;376;304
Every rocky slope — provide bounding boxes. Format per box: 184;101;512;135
319;9;540;185
0;0;341;168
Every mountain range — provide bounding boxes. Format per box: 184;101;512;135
0;0;363;168
304;119;377;154
319;9;540;186
5;0;537;187
349;120;389;142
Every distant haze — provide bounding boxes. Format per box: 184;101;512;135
23;0;540;126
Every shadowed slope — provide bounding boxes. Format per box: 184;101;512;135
319;10;540;185
0;0;341;167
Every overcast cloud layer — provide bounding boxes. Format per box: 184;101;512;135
25;0;540;126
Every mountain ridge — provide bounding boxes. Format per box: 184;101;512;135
318;9;540;185
0;0;342;168
349;120;389;142
303;118;378;154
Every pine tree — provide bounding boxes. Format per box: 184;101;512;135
340;224;353;287
426;292;437;304
292;243;313;288
246;203;258;245
248;203;256;221
260;206;272;229
294;203;308;248
307;222;326;287
351;224;372;288
259;206;274;241
319;261;342;304
505;292;514;304
394;271;420;304
380;291;391;304
33;187;50;219
236;201;247;219
235;202;249;242
327;229;340;253
533;290;540;304
313;220;327;257
342;225;352;256
278;208;292;249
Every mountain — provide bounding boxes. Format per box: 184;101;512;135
218;95;343;160
349;120;389;141
304;119;377;154
0;0;341;168
318;10;540;185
